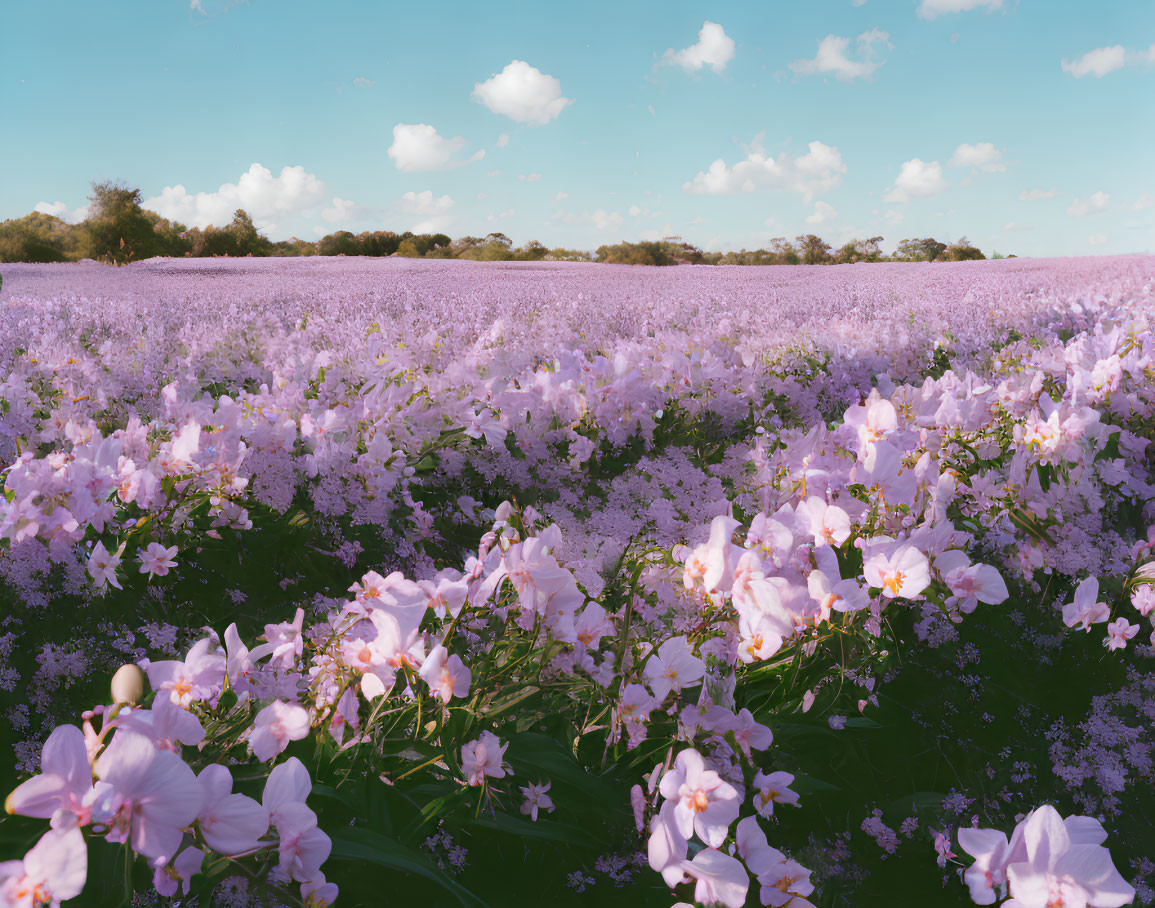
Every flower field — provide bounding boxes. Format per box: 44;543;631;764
1;255;1153;907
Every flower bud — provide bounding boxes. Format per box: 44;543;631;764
110;664;146;705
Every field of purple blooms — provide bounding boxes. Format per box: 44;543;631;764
1;255;1153;907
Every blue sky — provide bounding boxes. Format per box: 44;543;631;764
2;0;1152;255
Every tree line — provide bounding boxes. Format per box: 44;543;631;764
0;180;1001;266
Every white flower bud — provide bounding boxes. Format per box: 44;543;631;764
110;664;146;705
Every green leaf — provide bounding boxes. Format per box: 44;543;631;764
329;828;489;907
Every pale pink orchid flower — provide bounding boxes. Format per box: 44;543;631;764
679;848;749;908
1061;577;1110;631
1104;617;1139;651
1003;804;1134;908
5;725;94;822
117;697;205;752
461;731;509;787
752;770;800;817
519;781;555;822
0;820;87;907
957;826;1010;905
934;550;1010;613
418;645;472;703
196;764;269;856
658;748;740;849
1132;585;1155;618
249;701;310;761
260;608;305;671
846;395;899;447
574;603;615;648
262;758;312;828
644;636;706;702
647;800;689;888
726;709;774;758
796;497;852;548
863;545;931;600
93;730;203;862
273;802;332;883
137;542;178;578
144;637;226;708
301;874;340;907
682;515;741;593
151;847;203;897
87;541;123;591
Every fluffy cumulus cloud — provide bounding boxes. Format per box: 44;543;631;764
1019;188;1055;201
883;158;948;203
552;209;624;231
1061;45;1127;78
683;139;847;201
353;76;375;88
34;201;89;224
661;21;736;74
806;200;838;224
949;142;1005;173
1067;191;1110;217
789;28;891;80
917;0;1001;19
320;197;374;226
1088;234;1108;246
387;124;484;172
144;163;326;230
471;60;572;125
400;190;454;234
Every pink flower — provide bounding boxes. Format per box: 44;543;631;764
1104;617;1139;651
644;636;705;702
145;637;226;708
117;697;205;752
259;608;305;670
735;816;816;908
152;846;203;897
795;497;851;548
261;759;330;885
934;550;1010;613
1061;577;1110;631
864;545;931;600
461;731;509;786
301;874;339;906
0;820;87;907
752;770;800;817
658;748;740;849
5;725;94;822
87;541;123;591
647;800;689;888
137;542;178;578
679;848;749;908
1003;805;1134;908
196;765;269;856
957;826;1010;905
574;603;615;648
249;701;310;761
519;781;554;821
930;827;955;868
1132;584;1155;618
682;515;741;593
93;731;203;862
418;646;472;703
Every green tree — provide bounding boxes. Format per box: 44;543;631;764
795;234;832;265
396;238;421;257
85;180;162;263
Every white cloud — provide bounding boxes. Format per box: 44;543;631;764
495;133;510;148
1019;188;1055;201
806;201;838;224
949;142;1005;173
554;191;568;202
661;21;736;74
883;209;905;224
917;0;1001;19
34;201;88;224
883;159;948;203
1002;221;1033;231
683;139;847;201
1067;192;1110;217
1062;45;1127;78
387;124;484;172
487;208;515;222
400;190;454;234
1134;194;1155;211
143;163;326;230
852;0;868;5
518;173;542;182
472;60;572;125
790;28;891;80
190;0;205;13
552;209;624;232
353;76;375;88
321;197;373;225
1088;234;1108;246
